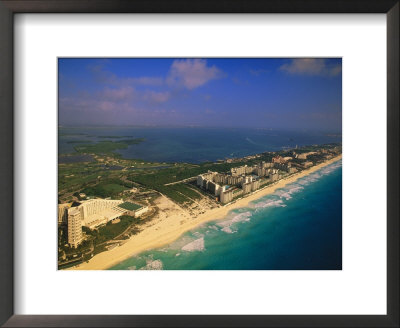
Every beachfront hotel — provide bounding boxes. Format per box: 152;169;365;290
197;157;297;204
67;207;83;248
58;202;72;225
79;199;124;228
61;199;148;248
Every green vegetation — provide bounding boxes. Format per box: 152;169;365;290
162;184;203;202
81;178;132;198
58;143;341;204
59;172;100;192
74;138;145;155
127;163;242;205
58;159;138;202
118;202;142;211
157;185;195;205
307;153;327;163
119;139;145;145
64;239;92;256
91;215;139;245
59;215;146;267
130;162;242;187
67;140;93;144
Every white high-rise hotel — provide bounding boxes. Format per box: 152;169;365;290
67;208;83;248
66;199;122;248
79;199;123;228
64;199;148;248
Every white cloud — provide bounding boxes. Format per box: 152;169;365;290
122;76;163;86
99;59;223;90
102;86;135;101
279;59;341;76
60;84;170;116
61;59;225;121
143;90;170;103
89;62;163;87
166;59;224;89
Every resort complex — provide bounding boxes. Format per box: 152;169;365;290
59;199;148;248
196;155;298;204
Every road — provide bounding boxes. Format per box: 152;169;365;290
164;177;197;186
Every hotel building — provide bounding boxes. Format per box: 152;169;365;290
64;199;148;248
196;158;299;204
58;203;71;225
67;207;83;248
79;199;124;228
220;189;233;204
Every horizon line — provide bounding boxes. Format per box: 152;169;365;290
58;124;342;134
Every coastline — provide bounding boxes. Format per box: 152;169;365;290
72;154;342;270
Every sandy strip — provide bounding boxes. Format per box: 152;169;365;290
71;155;342;270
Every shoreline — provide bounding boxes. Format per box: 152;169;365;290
71;154;342;270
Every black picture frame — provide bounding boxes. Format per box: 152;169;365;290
0;1;398;327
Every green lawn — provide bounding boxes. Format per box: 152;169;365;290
94;215;139;244
102;183;127;193
81;182;128;198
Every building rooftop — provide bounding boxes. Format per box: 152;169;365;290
118;202;142;211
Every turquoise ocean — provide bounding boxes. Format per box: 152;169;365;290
110;160;342;270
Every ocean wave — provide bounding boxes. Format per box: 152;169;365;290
182;237;205;252
275;184;304;200
251;161;341;207
254;198;286;209
217;211;252;234
299;174;320;184
297;160;342;186
319;161;342;175
163;233;204;251
139;258;163;270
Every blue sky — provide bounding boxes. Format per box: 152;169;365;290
59;58;342;132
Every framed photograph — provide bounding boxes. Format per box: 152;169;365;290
57;57;343;272
0;1;398;327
